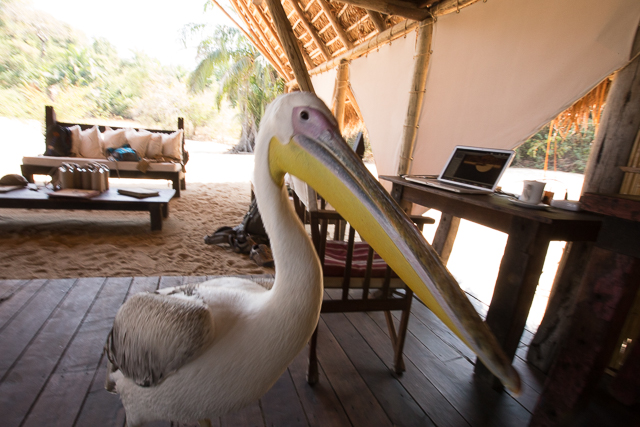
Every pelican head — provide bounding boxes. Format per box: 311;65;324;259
255;92;521;394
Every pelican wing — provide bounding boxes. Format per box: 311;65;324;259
106;291;215;387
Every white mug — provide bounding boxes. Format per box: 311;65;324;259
519;180;546;204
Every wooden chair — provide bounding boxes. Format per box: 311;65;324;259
290;133;435;383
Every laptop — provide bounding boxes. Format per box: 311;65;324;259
404;146;515;194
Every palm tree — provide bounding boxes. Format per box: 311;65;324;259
188;25;284;152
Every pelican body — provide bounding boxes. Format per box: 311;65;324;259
106;92;520;426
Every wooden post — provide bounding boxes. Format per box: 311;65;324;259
431;213;460;265
264;0;314;92
396;22;433;176
333;60;349;131
528;53;640;372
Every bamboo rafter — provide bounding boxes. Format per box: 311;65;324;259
235;0;291;77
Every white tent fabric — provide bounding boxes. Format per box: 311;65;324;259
349;32;417;180
311;68;338;109
409;0;640;175
346;0;640;178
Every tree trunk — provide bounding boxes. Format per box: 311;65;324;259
528;52;640;373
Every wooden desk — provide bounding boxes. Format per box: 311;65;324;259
381;176;603;385
0;188;175;231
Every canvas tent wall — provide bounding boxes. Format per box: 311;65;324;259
225;0;640;178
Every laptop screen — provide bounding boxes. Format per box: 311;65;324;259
439;147;514;190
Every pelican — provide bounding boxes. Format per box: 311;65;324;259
105;92;521;426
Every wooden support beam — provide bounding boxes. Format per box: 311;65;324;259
265;0;314;92
317;0;354;50
333;59;349;130
310;19;422;76
367;10;388;33
396;22;433;176
331;0;430;21
287;0;332;62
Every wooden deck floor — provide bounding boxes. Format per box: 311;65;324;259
0;276;634;427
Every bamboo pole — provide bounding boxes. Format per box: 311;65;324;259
396;22;433;176
264;0;315;92
317;0;354;50
309;19;422;76
287;0;332;62
333;59;349;130
253;4;290;64
234;0;291;79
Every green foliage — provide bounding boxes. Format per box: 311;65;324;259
0;0;236;142
187;25;284;152
513;123;596;173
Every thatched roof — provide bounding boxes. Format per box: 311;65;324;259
211;0;477;126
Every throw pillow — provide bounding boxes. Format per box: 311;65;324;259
146;133;163;158
70;125;103;159
162;129;183;161
101;127;127;153
125;128;152;158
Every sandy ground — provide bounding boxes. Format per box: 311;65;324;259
0;117;585;331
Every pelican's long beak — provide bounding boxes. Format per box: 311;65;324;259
268;105;521;394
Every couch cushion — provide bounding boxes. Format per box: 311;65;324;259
162;129;183;161
125;129;152;157
146;133;163;158
101;127;127;153
70;125;104;159
22;156;182;173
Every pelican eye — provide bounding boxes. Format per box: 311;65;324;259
300;110;309;120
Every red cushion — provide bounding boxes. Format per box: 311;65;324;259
323;241;395;278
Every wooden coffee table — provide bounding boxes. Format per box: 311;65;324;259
0;187;175;230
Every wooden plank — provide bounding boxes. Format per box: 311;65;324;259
24;277;153;427
0;279;47;331
159;275;184;290
74;356;127;427
401;328;531;426
0;279;27;300
0;277;104;427
580;193;640;222
288;348;352;426
0;278;76;379
315;316;393;427
220;400;264;426
352;311;468;427
72;277;136;427
408;299;476;362
260;370;308;426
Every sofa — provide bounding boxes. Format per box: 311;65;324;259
21;106;188;197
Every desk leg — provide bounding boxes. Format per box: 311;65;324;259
474;217;550;387
150;205;163;231
162;202;169;219
432;213;460;265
